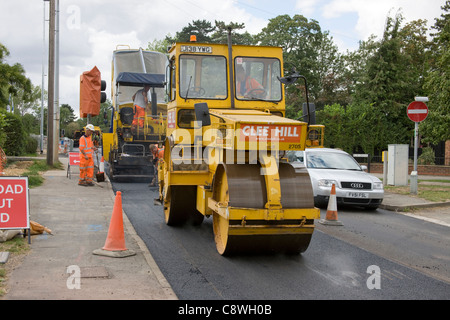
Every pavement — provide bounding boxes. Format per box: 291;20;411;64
1;155;449;300
2;155;177;300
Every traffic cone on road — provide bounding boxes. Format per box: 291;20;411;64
319;184;343;226
93;191;136;257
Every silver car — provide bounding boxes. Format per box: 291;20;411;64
287;148;384;210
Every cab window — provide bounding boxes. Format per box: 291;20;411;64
235;57;282;101
179;55;227;100
177;109;196;128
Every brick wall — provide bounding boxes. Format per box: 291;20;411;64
367;163;450;176
364;140;450;176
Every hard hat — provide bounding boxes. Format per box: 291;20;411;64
86;124;95;131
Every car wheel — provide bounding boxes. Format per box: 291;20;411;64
314;197;328;209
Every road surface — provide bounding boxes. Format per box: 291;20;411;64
111;179;450;300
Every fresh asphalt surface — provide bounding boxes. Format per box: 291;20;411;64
110;177;450;300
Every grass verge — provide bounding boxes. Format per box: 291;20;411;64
384;180;450;203
5;160;63;188
0;237;30;297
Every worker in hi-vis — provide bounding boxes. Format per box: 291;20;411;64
78;124;97;186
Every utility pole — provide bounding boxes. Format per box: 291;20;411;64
53;0;60;165
47;0;55;166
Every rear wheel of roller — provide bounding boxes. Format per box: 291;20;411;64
164;186;204;226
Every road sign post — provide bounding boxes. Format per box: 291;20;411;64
67;152;80;179
407;98;429;195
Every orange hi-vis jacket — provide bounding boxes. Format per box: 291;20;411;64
79;135;94;183
152;145;164;163
236;77;263;96
133;105;145;127
156;147;164;161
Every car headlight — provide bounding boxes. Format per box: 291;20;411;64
318;179;338;187
373;182;383;190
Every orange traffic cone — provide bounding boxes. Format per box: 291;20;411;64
99;156;105;173
93;191;136;257
96;156;105;182
319;184;343;226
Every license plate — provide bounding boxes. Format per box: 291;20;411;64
347;192;369;198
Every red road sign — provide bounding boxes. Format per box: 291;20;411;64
407;101;428;122
0;177;29;229
69;152;80;166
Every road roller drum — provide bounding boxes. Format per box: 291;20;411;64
211;162;318;255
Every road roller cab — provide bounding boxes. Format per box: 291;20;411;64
158;33;324;255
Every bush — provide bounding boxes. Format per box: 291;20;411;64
0;111;6;147
2;113;26;156
25;136;38;154
418;147;435;165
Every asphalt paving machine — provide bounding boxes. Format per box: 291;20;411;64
102;47;168;181
156;34;324;255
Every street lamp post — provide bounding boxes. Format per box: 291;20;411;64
40;0;48;154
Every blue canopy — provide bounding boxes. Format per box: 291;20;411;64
116;72;165;88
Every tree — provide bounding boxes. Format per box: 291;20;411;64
85;99;113;134
256;14;344;118
422;0;450;143
342;35;379;102
350;12;431;148
317;12;432;156
0;43;33;109
60;104;76;126
59;103;77;137
398;19;431;99
354;13;406;113
315;103;350;150
165;20;256;45
165;19;215;43
316;102;389;155
11;84;42;129
211;21;255;45
147;38;171;53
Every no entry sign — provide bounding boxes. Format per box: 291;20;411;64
0;177;29;229
407;101;428;122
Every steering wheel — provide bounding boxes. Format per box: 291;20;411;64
246;88;267;99
188;86;206;97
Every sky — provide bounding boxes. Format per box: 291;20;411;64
0;0;445;118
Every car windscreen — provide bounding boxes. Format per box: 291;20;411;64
287;151;304;163
306;152;362;170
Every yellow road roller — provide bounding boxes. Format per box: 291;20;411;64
157;32;324;255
